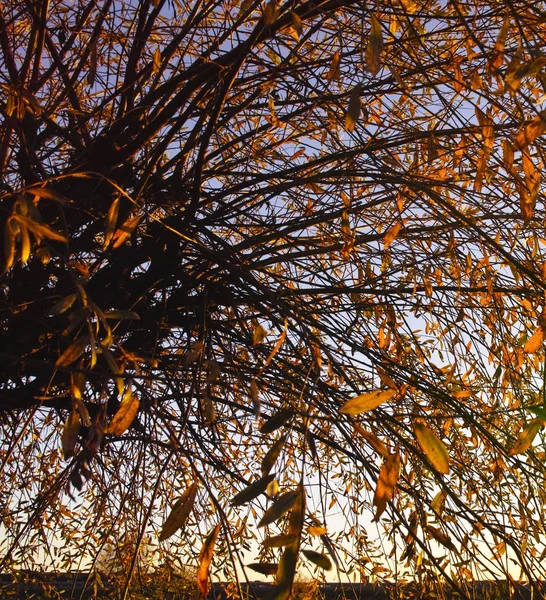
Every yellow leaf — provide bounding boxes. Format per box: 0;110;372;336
366;14;384;76
197;524;220;598
20;225;31;264
414;422;450;474
153;47;161;74
307;525;327;536
62;407;81;460
3;218;17;273
107;389;140;436
524;326;544;354
340;389;397;415
509;418;543;456
103;196;120;250
345;86;361;132
373;451;400;520
111;213;143;249
12;214;68;243
264;323;287;367
327;51;340;82
159;482;198;541
253;323;268;345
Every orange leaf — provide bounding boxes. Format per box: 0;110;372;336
373;451;400;520
197;524;220;598
509;418;543;456
366;14;384;76
340;389;397;415
107;389;140;436
513;114;546;151
524;326;544;354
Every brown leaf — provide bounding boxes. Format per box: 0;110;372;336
373;451;400;520
345;86;361;132
327;51;341;82
62;407;81;460
258;489;299;527
366;14;384;76
261;435;286;475
426;525;456;551
302;549;332;571
353;424;389;457
263;534;299;548
414;422;450;474
159;482;198;542
260;408;293;434
247;563;278;576
197;524;220;598
107;389;140;436
230;473;276;506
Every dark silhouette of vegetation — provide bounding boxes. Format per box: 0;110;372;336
2;0;546;598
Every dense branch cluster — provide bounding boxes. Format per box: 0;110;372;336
2;0;546;597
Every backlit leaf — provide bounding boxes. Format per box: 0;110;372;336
414;422;450;474
62;407;81;460
261;435;286;475
107;389;140;436
524;326;544;354
262;534;298;548
340;389;397;415
345;86;360;132
56;335;90;367
12;214;68;243
49;293;77;316
247;563;278;576
509;418;543;456
159;482;198;541
197;524;220;598
373;451;400;520
260;408;293;434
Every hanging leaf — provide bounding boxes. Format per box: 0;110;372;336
3;218;17;273
327;51;341;82
307;525;327;536
250;379;261;418
353;423;389;457
513;114;546;152
430;489;448;516
230;473;276;506
366;14;384;76
197;524;220;598
159;482;198;541
383;222;402;249
414;422;450;474
261;435;286;475
340;389;397;415
62;407;81;460
111;213;143;249
103;196;120;249
247;563;278;576
302;549;332;571
345;86;361;132
49;293;78;316
12;214;68;243
373;451;400;520
107;389;140;436
263;323;287;367
258;489;299;527
253;322;268;345
425;525;456;551
56;335;90;367
524;326;544;354
508;418;543;456
260;408;293;434
262;534;299;548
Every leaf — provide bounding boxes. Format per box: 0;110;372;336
524;326;544;354
345;86;361;132
250;379;261;418
307;525;327;536
159;482;198;541
508;418;543;456
353;423;389;457
230;473;276;506
197;524;220;598
107;389;140;436
12;213;67;243
373;451;400;520
366;14;384;76
111;213;143;249
426;525;456;551
253;322;267;345
430;489;448;516
258;489;299;527
327;51;341;82
153;47;162;74
261;435;286;475
104;310;140;320
103;196;120;250
3;218;17;273
414;422;450;474
262;534;298;548
340;389;397;415
20;225;31;264
525;404;546;420
183;340;204;365
260;408;293;434
513;114;546;151
62;407;81;460
247;563;278;576
302;549;332;571
49;293;77;316
264;323;287;368
383;222;402;249
56;335;90;368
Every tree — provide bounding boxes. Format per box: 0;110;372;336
2;0;546;597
